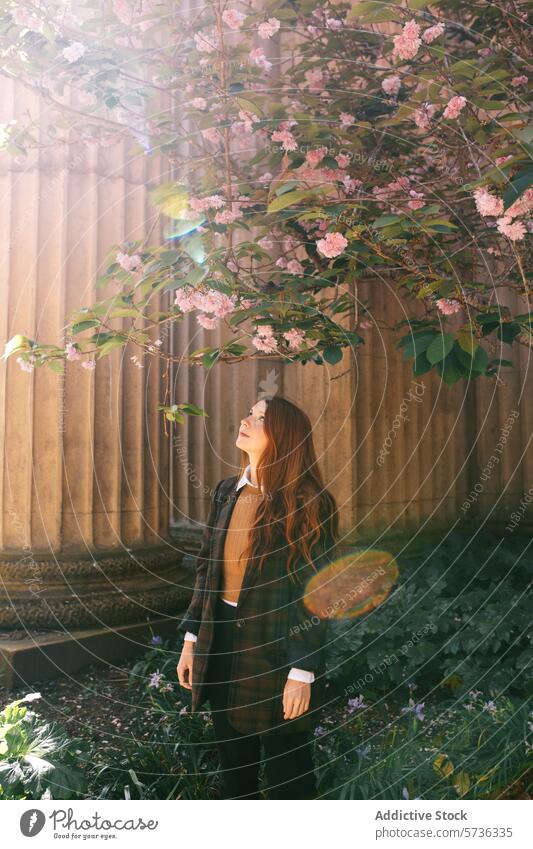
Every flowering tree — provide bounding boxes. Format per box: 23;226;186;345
1;0;531;422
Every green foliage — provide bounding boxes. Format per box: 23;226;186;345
0;697;88;800
326;529;532;699
315;691;533;799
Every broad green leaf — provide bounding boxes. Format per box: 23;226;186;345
457;324;478;355
426;333;455;364
503;166;533;210
267;190;316;214
71;320;100;335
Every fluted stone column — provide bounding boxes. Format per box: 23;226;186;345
0;78;188;639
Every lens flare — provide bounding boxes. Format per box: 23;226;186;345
303;549;399;620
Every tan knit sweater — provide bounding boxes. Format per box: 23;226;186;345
221;483;264;603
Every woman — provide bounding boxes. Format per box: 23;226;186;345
176;395;339;799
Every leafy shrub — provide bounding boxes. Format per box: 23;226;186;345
90;640;219;800
327;529;532;699
0;695;87;800
315;690;533;800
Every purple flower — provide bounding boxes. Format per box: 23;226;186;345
347;695;367;711
151;635;162;646
356;744;371;759
148;671;163;688
401;698;425;721
314;725;326;737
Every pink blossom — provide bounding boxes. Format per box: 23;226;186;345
306;146;328;167
258;17;280;39
316;231;348;258
226;261;238;273
258;236;275;251
511;76;528;87
222;9;246;30
342;176;361;194
65;342;81;361
326;18;343;31
252;325;278;353
81;359;96;370
116;251;142;271
249;48;272;73
506;188;533;219
275;257;288;269
304;68;325;92
214;209;241;225
422;22;445;44
190;97;207;109
175;286;238;317
12;8;43;32
286;260;304;275
196;313;218;329
473;188;504;218
382;75;401;96
413;103;436;130
336;153;351;168
16;356;34;372
189;195;225;212
407;190;426;210
392;19;421;61
62;42;86;63
194;30;218;53
496;217;526;241
271;129;298;151
339;112;355;129
436;298;462;315
202;127;222;144
283;328;306;350
443;95;467;119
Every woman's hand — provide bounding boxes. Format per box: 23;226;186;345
282;678;311;720
177;640;194;690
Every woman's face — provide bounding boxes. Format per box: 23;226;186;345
236;399;269;457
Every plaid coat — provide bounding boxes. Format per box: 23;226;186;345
178;475;335;735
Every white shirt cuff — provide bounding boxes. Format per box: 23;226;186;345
287;667;315;683
184;635;313;683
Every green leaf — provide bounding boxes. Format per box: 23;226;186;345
426;333;455;365
323;346;343;365
267;190;315;214
71;320;100;335
435;351;464;385
2;334;31;360
503;167;533;211
274;180;300;197
96;335;128;358
202;348;221;369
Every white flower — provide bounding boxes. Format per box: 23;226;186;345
62;42;86;63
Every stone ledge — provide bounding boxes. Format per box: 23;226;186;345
0;614;185;691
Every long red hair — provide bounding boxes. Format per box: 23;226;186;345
237;395;339;579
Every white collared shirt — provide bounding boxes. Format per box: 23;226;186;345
184;466;314;684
